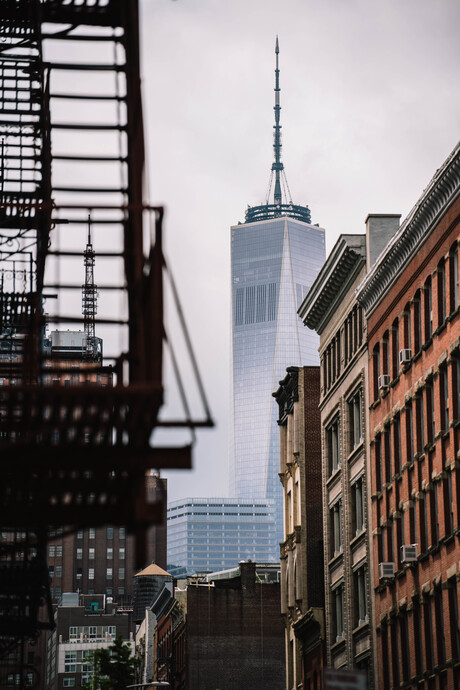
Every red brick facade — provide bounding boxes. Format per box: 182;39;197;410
363;166;460;687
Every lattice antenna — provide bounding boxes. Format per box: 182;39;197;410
272;36;283;206
82;214;97;358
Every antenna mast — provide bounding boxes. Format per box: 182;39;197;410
82;215;97;358
272;36;283;206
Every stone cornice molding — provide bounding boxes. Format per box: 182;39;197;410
298;234;366;334
357;141;460;317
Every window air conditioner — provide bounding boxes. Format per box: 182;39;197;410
399;349;412;365
378;562;395;579
400;544;418;562
378;374;390;389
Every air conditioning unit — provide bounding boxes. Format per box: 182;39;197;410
379;562;395;579
399;349;412;365
378;374;390;389
400;544;418;562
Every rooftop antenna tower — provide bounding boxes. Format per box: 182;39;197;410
82;214;97;358
245;37;311;224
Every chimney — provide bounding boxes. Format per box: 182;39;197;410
240;560;256;591
365;214;401;269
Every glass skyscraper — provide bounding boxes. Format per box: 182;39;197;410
230;216;325;548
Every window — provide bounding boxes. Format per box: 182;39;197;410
440;365;449;432
107;527;113;540
404;302;411;350
88;568;94;580
382;331;390;376
76;548;82;560
55;565;62;578
119;527;125;539
334;586;344;640
426;380;435;443
55;586;61;599
391;318;399;379
413;600;423;676
448;580;460;661
48;565;54;578
106;567;113;579
330;501;342;557
354;567;367;626
400;614;411;682
373;343;380;401
353;477;365;535
89;528;95;539
76;530;83;540
118;587;125;595
118;568;125;580
445;472;454;536
63;680;76;687
413;291;422;353
48;545;55;558
384;425;392;483
438;259;446;325
327;418;340;474
88;547;95;560
424;276;433;341
107;547;113;560
434;586;446;665
415;394;425;452
56;545;62;557
405;403;414;462
393;415;401;475
349;389;362;450
119;547;125;560
69;626;78;640
375;435;383;492
450;242;459;312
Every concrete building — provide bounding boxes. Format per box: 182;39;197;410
274;366;325;690
45;592;134;689
357;142;460;689
166;497;277;575
299;225;398;684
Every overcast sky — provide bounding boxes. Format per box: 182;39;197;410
138;0;460;502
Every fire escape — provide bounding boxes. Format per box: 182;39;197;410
0;0;212;652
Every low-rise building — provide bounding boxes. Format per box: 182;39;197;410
274;366;325;689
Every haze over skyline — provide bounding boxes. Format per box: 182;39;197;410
139;0;460;502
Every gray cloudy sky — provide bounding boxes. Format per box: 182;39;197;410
139;0;460;502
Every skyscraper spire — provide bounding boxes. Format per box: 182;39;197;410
82;214;98;358
244;38;311;225
272;35;283;206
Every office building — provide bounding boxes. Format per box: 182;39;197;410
167;497;277;575
230;39;325;548
357;142;460;689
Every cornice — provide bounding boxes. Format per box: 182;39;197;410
299;235;366;334
357;141;460;317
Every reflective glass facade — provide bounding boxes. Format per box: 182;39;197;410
231;217;325;551
167;498;277;575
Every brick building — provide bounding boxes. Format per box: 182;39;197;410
274;366;325;689
299;226;398;686
357;142;460;688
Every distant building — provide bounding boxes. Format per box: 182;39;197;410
274;366;325;689
133;563;173;624
167;497;277;575
45;592;134;690
137;561;283;690
357;142;460;688
230;39;325;553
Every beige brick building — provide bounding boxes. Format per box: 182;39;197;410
299;223;398;686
